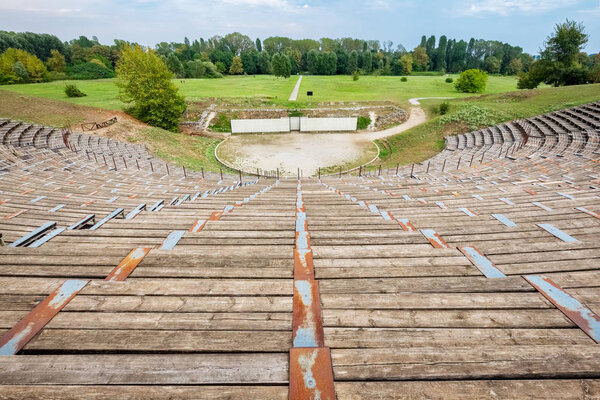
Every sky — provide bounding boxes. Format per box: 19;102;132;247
1;0;599;54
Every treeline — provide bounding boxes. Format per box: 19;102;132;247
0;29;597;85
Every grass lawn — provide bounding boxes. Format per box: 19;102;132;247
374;83;600;168
0;76;298;110
296;75;520;106
0;74;520;111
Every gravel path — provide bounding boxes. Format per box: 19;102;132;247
288;75;303;101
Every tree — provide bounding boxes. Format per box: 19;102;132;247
398;53;413;75
258;51;271;74
0;48;47;83
362;51;372;73
435;36;447;71
256;38;262;53
229;56;243;74
46;49;66;72
307;49;319;74
455;69;488;93
116;45;186;132
542;19;588;67
241;51;258;74
271;53;291;78
348;50;358;73
507;58;523;75
412;46;429;71
223;32;254;56
166;53;185;78
425;35;436;69
484;56;501;74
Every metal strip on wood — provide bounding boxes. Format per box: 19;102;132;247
524;275;600;343
29;228;65;248
292;280;324;348
188;219;207;233
125;204;146;220
294;248;314;281
67;214;95;230
289;347;336;400
4;209;26;220
459;207;477;217
149;200;164;212
538;223;578;243
499;198;515;205
48;204;66;213
90;208;125;230
459;246;506;278
0;279;89;355
8;222;56;247
576;207;600;220
397;218;417;232
557;192;575;200
209;211;223;221
492;213;517;227
106;247;152;281
420;229;450;248
532;202;552;212
160;230;185;250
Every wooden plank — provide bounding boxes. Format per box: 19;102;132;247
331;345;600;380
335;380;600;400
0;385;288;400
0;354;288;384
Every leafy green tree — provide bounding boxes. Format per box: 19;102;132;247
348;50;358;73
412;46;429;71
0;48;47;83
307;49;319;74
362;51;372;73
256;38;262;53
166;53;185;78
484;56;501;74
507;58;523;75
455;69;488;93
229;56;244;74
241;51;258;74
399;53;413;75
69;61;115;79
435;35;447;71
271;53;291;78
116;45;186;132
46;49;66;72
258;51;271;74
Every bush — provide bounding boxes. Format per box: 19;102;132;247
288;110;303;117
445;77;453;83
400;77;408;82
439;102;450;115
455;69;488;93
210;114;232;132
357;116;371;130
0;48;48;84
68;62;115;80
352;70;360;81
439;105;503;130
65;83;86;98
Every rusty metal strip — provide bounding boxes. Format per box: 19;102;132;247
160;230;185;250
397;218;417;232
9;222;57;247
292;280;324;348
524;275;600;343
209;211;223;221
289;347;336;400
576;207;600;220
435;201;447;209
459;207;477;217
538;223;578;243
459;246;506;278
499;197;514;205
188;219;207;233
4;209;26;220
420;229;450;248
0;279;89;355
294;248;314;280
105;247;152;281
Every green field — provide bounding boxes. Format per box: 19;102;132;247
0;74;520;111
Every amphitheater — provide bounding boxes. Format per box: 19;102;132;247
0;101;599;399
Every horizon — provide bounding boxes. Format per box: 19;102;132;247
1;0;599;55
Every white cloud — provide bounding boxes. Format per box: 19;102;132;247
220;0;291;8
462;0;581;16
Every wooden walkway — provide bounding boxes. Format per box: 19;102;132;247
0;103;599;398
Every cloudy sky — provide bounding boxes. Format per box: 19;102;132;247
1;0;599;54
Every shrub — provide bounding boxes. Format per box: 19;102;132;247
455;69;488;93
357;116;371;130
439;102;450;115
210;114;232;132
65;83;86;98
352;70;360;81
288;110;303;117
68;62;115;79
445;77;453;83
439;105;504;130
116;45;186;132
400;77;408;82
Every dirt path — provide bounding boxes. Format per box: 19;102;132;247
288;75;303;101
217;99;436;176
